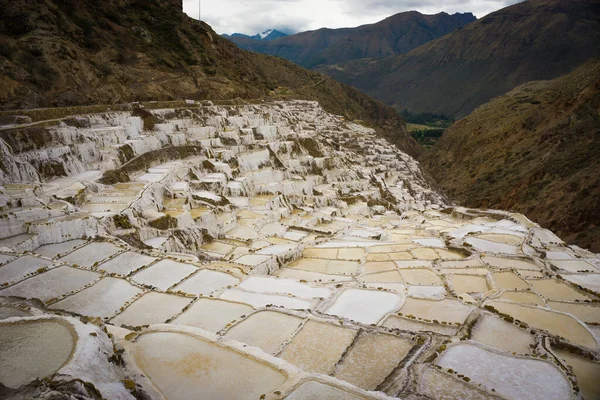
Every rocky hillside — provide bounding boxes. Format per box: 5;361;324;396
227;11;475;69
0;0;419;156
422;61;600;252
320;0;600;118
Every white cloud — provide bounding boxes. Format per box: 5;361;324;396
183;0;525;35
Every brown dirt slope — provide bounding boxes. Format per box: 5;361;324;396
319;0;600;118
0;0;419;156
421;60;600;252
227;11;475;69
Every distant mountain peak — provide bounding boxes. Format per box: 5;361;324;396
223;29;288;41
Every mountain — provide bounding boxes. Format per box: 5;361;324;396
227;11;476;69
223;29;288;41
320;0;600;118
421;60;600;252
0;0;419;156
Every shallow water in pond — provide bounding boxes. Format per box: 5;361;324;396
133;332;286;400
0;320;75;388
471;314;533;354
554;349;600;400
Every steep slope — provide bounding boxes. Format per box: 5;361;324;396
227;11;475;69
320;0;600;118
421;61;600;252
0;0;419;156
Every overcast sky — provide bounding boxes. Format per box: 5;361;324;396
183;0;524;35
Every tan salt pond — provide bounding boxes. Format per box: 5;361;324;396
471;314;534;354
528;279;591;301
492;271;529;290
475;233;523;245
497;291;546;306
410;248;439;260
172;298;252;333
547;301;600;324
286;381;366;400
0;319;75;388
225;311;304;354
279;320;356;374
482;255;540;270
334;332;413;390
382;315;459;335
554;349;600;400
360;270;404;283
416;365;499;400
399;298;472;325
133;331;286;400
363;261;397;274
449;275;489;294
399;269;443;286
486;300;597;348
110;292;192;327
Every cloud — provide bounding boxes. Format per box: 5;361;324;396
183;0;525;35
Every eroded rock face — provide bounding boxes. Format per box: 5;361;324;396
0;101;598;399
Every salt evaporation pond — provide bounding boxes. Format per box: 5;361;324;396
172;298;253;332
0;319;75;388
133;331;286;400
437;343;571;400
325;289;403;324
286;381;366;400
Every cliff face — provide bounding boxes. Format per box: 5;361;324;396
421;61;600;251
0;0;418;156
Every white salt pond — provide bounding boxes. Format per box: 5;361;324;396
471;314;534;354
437;343;571;400
58;241;122;268
399;298;472;325
49;277;144;318
0;319;75;388
133;331;286;400
172;269;239;296
110;292;192;327
0;266;101;303
131;259;197;291
0;255;54;285
465;237;519;254
33;239;86;259
219;288;314;310
286;381;366;400
96;251;157;276
325;289;403;324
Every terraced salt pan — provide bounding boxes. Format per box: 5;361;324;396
325;289;403;324
0;254;16;266
360;270;404;283
465;237;519;254
449;275;489;294
280;320;356;374
110;292;192;327
58;241;122;268
172;298;252;332
437;343;571;400
412;238;446;248
528;279;591;301
549;259;597;273
0;319;75;388
471;314;534;354
492;271;529;290
497;291;545;306
286;381;366;400
289;258;360;275
399;269;443;286
486;300;597;348
96;251;157;276
238;276;332;299
399;298;472;325
562;273;600;293
0;306;32;320
334;332;413;390
225;311;304;354
547;301;600;324
0;255;54;285
274;268;353;283
133;331;286;400
410;248;439;260
416;364;502;400
49;277;144;318
554;349;600;400
172;269;239;296
131;259;197;291
0;266;100;303
143;236;168;249
219;288;314;310
382;315;459;335
482;255;539;270
33;239;86;259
